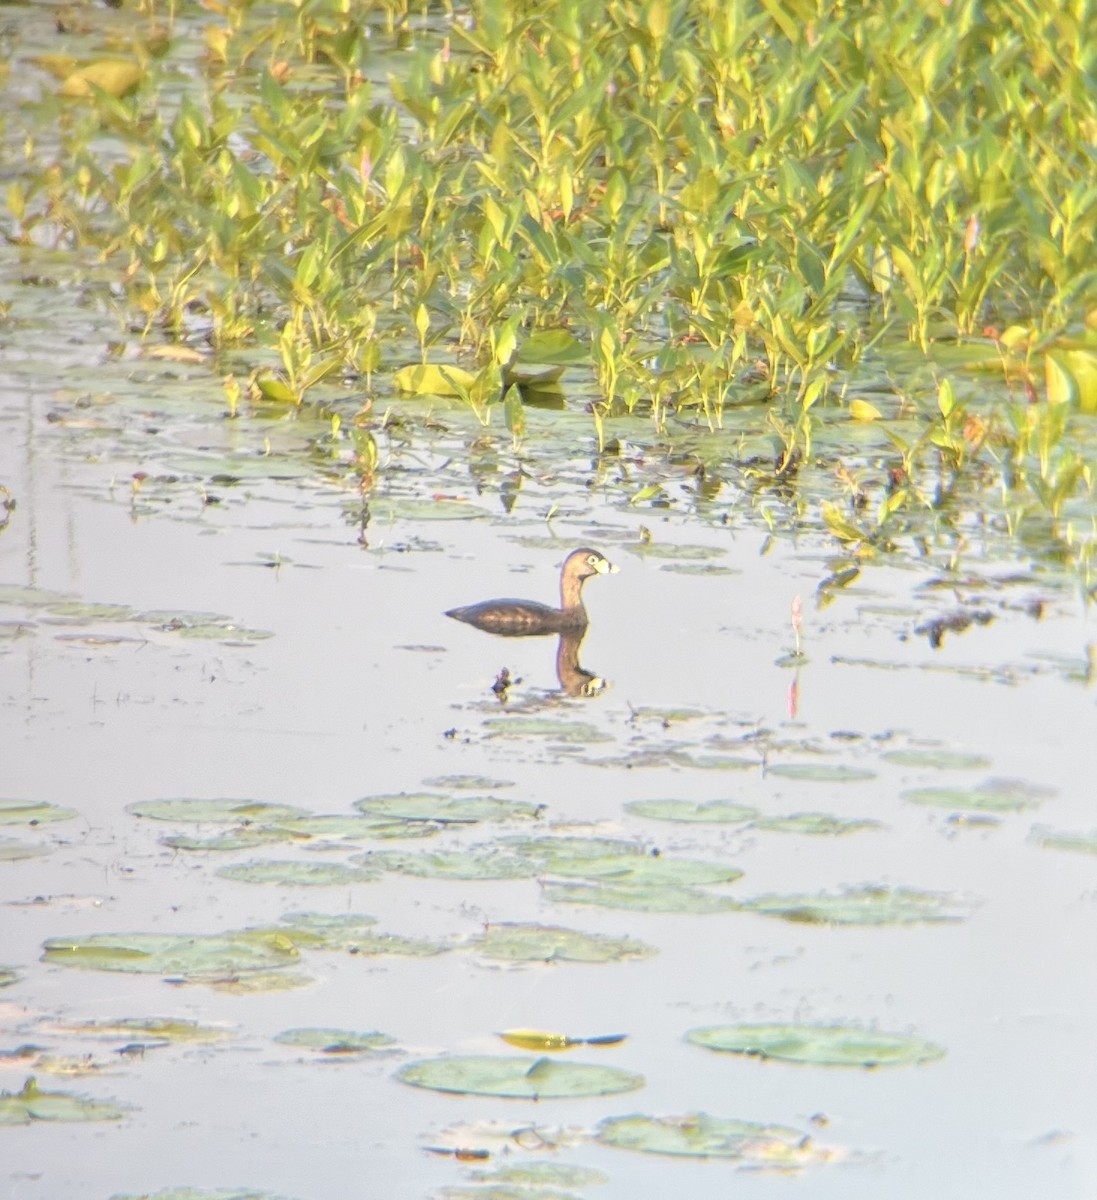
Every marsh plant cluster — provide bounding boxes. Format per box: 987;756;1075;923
4;0;1095;577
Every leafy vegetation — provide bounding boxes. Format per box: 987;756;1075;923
3;0;1095;578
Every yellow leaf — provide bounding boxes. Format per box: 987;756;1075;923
498;1029;577;1052
848;398;882;422
1044;353;1074;405
142;345;207;364
59;60;143;99
392;363;476;397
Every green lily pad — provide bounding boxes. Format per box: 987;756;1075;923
41;932;299;978
686;1024;945;1067
482;717;610;744
270;814;441;841
546;855;742;887
422;775;515;790
765;763;876;782
44;601;135;622
0;838;50;861
216;859;380;886
162;828;293;852
501;835;650;865
516;329;587;365
127;799;307;824
0;967;18;988
357;848;537;881
272;912;448;958
1031;827;1097;856
544;880;740;915
0;585;75;608
881;749;991;770
57;1018;232;1043
397;1055;643;1099
466;1162;608;1187
274;1027;396;1054
354;793;540;822
739;885;971;925
0;799;80;826
596;1112;819;1163
172;622;274;642
903;778;1052;813
472;923;656;964
751;813;885;836
0;1076;131;1125
625;799;758;824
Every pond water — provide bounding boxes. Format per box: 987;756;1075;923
2;272;1096;1200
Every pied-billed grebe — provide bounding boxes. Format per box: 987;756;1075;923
445;548;617;636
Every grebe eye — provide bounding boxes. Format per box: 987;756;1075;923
587;555;598;566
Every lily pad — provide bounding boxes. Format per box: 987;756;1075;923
274;1027;396;1054
354;793;540;822
482;717;610;744
0;838;51;862
500;835;650;866
55;1018;232;1044
881;749;991;770
397;1055;643;1099
739;885;971;925
624;543;726;561
751;813;885;836
41;932;299;978
686;1024;945;1067
0;967;18;988
127;799;307;824
596;1112;821;1163
162;828;293;852
0;1076;131;1124
765;763;876;782
1031;827;1097;856
903;778;1052;813
270;814;441;841
625;799;758;824
216;859;380;886
544;880;740;915
471;923;656;963
356;848;537;881
423;775;515;790
0;798;80;826
546;855;742;887
466;1162;608;1187
272;912;448;958
111;1191;298;1200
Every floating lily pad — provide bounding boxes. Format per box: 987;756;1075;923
397;1055;643;1099
473;923;655;963
354;793;540;822
44;601;135;622
41;932;299;978
544;880;740;915
0;798;80;826
751;813;884;836
626;799;758;824
546;855;742;887
0;967;18;988
171;622;274;642
162;828;293;852
482;717;610;744
739;885;971;925
686;1024;945;1067
274;1027;396;1054
271;814;440;841
357;848;537;881
56;1018;232;1043
881;749;991;770
423;775;515;791
765;763;876;782
1031;827;1097;856
596;1112;820;1163
127;799;307;824
272;912;447;958
0;838;50;862
216;859;380;887
0;1076;130;1124
0;585;75;608
472;923;656;963
500;835;650;866
466;1162;608;1187
903;778;1052;813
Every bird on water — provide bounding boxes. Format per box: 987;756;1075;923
445;548;618;637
